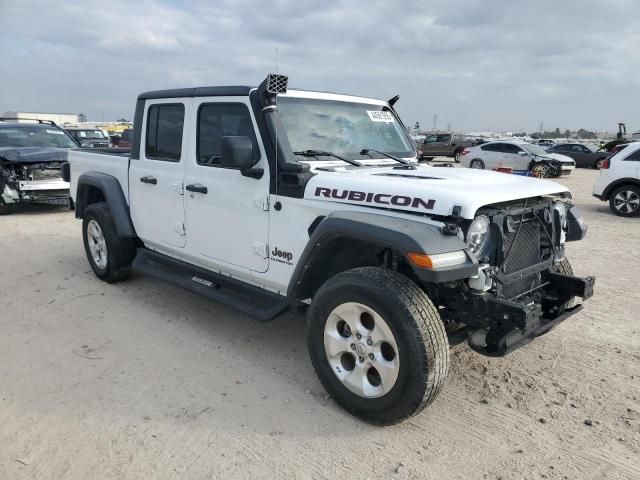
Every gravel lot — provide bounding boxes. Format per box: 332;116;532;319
0;168;638;480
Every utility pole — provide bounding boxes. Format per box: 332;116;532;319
539;122;544;137
432;114;438;131
447;123;451;132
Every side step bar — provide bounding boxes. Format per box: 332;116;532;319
132;249;295;321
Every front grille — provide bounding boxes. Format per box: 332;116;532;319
91;142;111;148
501;221;542;298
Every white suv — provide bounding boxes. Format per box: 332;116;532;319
593;142;640;216
461;140;575;177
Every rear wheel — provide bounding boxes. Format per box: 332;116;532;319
609;185;640;217
83;202;136;282
470;159;485;169
454;150;463;163
307;267;449;425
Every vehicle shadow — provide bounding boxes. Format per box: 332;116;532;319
2;202;73;216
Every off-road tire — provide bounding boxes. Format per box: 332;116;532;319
82;202;136;283
609;184;640;217
0;198;13;216
470;159;485;169
307;267;449;425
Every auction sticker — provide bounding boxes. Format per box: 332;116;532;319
367;110;395;123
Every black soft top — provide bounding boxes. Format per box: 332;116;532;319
137;86;253;100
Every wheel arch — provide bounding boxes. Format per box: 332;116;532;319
602;178;640;200
287;211;477;301
76;172;137;238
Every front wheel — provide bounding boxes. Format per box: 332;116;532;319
307;267;449;425
0;198;13;216
595;158;605;169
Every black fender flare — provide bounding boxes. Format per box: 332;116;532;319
287;211;478;300
601;177;640;200
76;172;137;238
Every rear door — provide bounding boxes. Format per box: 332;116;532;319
183;97;270;273
129;99;190;249
480;143;506;169
433;133;452;155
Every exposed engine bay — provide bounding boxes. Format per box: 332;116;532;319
1;158;70;206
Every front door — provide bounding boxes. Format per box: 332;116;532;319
184;98;270;273
129;100;190;249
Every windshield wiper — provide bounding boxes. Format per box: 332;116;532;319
293;150;362;167
359;148;415;169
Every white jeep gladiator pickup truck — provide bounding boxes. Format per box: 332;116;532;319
66;74;595;424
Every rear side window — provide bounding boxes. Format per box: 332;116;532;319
197;103;259;167
481;143;503;152
145;104;185;161
625;148;640;161
436;134;451;142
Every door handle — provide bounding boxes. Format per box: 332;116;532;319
140;175;157;185
185;183;208;194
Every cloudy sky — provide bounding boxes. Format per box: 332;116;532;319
1;0;638;133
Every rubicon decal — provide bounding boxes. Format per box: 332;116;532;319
271;247;294;266
314;187;436;210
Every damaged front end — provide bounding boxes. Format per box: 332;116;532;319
1;155;70;208
435;197;595;356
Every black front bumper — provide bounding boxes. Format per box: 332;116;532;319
465;273;595;357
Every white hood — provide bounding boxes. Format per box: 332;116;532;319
303;163;570;219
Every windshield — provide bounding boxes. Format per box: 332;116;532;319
0;126;77;148
522;143;550;156
277;97;415;159
74;129;107;140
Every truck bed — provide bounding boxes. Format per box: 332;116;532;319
68;149;131;203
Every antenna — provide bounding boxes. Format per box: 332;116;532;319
275;48;278;200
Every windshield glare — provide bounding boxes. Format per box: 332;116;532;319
75;130;106;139
0;126;77;148
522;144;549;156
277;97;415;159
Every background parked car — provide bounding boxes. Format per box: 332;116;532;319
418;131;475;162
593;141;640;217
64;127;113;148
0;118;76;214
546;143;609;169
112;128;132;148
460;140;575;177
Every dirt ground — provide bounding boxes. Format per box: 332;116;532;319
0;168;638;480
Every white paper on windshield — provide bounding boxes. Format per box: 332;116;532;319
367;110;395;123
46;129;64;135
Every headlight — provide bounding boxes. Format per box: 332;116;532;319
554;201;569;245
553;201;568;229
466;215;491;258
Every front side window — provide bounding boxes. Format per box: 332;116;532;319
424;135;437;143
197;103;259;166
145;104;185;161
502;144;522;154
278;97;415;159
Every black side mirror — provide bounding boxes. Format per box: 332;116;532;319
220;136;255;168
220;136;263;179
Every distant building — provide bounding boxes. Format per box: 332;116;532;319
2;111;79;125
